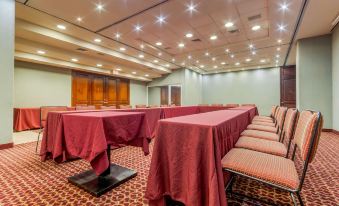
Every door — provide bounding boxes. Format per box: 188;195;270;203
91;76;105;108
170;85;181;106
117;79;130;106
72;73;91;106
106;77;117;106
160;86;169;106
280;66;296;108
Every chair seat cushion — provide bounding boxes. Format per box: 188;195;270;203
235;136;287;157
241;130;279;141
221;148;299;190
253;116;273;121
251;121;276;127
247;124;278;133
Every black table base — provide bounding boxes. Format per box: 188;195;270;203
68;163;137;197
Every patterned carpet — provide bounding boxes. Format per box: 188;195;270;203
0;132;338;206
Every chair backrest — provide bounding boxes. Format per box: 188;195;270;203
241;104;256;106
293;111;323;163
276;107;288;130
198;104;209;106
76;105;96;110
225;104;239;107
40;106;68;127
149;105;159;108
211;104;223;107
100;105;116;110
281;108;299;142
119;105;132;109
270;105;278;118
170;104;176;107
136;104;147;108
160;105;168;107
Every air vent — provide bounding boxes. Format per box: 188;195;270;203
192;38;201;42
248;14;261;21
76;48;88;52
97;52;105;56
164;47;171;50
228;29;239;33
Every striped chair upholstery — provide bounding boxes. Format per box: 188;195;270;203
100;105;116;110
222;110;323;206
236;109;298;157
241;104;256;106
136;104;147;108
252;105;278;122
225;104;239;107
149;105;159;108
211;104;223;106
76;105;96;110
198;104;209;106
240;132;279;141
246;124;278;133
119;105;132;109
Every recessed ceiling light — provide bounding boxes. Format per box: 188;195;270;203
212;57;216;61
245;58;251;62
235;62;240;66
186;2;198;13
153;60;159;63
260;59;266;63
278;24;287;31
221;62;226;65
277;47;281;51
71;58;78;62
251;25;261;31
178;43;185;48
94;38;101;43
156;14;167;25
188;55;192;59
140;44;145;49
213;65;218;69
252;51;256;55
210;35;218;40
280;2;289;11
277;39;282;43
249;44;254;49
119;47;126;51
134;24;142;32
115;33;121;39
132;71;137;74
196;60;199;63
172;58;175;62
225;22;234;28
97;64;102;67
181;62;185;66
57;25;66;30
138;54;144;58
37;50;45;54
76;17;82;22
205;52;209;56
165;64;170;67
96;4;104;11
185;33;193;38
230;54;235;58
145;74;149;77
158;52;162;56
276;60;279;63
200;65;205;68
225;49;230;53
156;42;162;46
276;54;280;58
116;68;122;71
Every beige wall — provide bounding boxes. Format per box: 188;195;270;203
0;0;14;144
296;35;333;129
332;26;339;131
202;68;280;115
130;80;147;106
14;61;72;107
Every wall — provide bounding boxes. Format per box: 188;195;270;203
296;35;332;129
202;68;280;115
129;80;147;106
148;87;161;106
183;69;202;105
14;61;72;107
332;26;339;131
147;69;185;87
0;0;14;145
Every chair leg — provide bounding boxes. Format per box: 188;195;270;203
290;192;298;206
35;130;42;154
296;192;304;206
225;174;236;197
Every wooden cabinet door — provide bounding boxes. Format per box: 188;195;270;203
117;79;130;105
106;77;117;106
72;73;91;106
280;66;296;108
91;76;105;108
160;86;169;105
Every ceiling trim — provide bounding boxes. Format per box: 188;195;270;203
283;0;309;66
96;0;170;33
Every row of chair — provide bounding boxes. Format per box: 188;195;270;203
221;105;323;206
198;104;255;107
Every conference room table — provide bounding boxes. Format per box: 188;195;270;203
146;109;252;206
13;108;40;131
229;106;259;122
160;106;200;118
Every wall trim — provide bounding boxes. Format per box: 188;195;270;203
0;142;14;150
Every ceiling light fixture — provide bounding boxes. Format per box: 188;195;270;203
221;62;226;65
278;24;287;31
185;33;193;38
200;65;205;68
212;57;216;61
279;2;289;11
153;60;159;63
230;54;235;58
97;64;102;67
186;2;198;14
213;65;218;69
172;58;176;62
71;58;78;62
235;62;240;66
205;52;209;56
76;17;82;22
178;43;185;48
165;64;170;67
119;47;126;51
115;33;121;39
225;49;230;53
158;52;162;56
251;25;261;31
116;68;122;71
37;50;45;54
277;47;281;51
181;62;186;66
260;59;266;63
156;14;167;25
134;24;142;32
277;39;282;43
94;38;101;43
245;58;251;62
145;74;149;77
188;55;192;59
252;51;256;55
276;54;280;58
225;22;234;28
210;35;218;40
138;54;144;58
132;71;137;74
96;4;104;11
156;42;162;46
249;44;254;49
140;44;145;49
57;25;66;30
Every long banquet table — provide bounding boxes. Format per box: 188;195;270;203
145;109;252;206
13;108;40;131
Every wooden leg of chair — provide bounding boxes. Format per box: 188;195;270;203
296;192;304;206
35;131;41;153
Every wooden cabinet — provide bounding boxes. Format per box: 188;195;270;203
280;66;296;108
72;71;130;108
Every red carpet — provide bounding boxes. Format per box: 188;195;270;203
0;132;338;205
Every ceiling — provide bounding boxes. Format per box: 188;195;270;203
14;0;339;80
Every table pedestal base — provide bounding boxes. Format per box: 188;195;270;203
68;163;137;197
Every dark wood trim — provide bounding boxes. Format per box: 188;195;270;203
322;129;339;135
0;143;14;150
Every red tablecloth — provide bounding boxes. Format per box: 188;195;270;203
161;106;199;118
228;106;258;122
13;108;40;131
146;110;250;206
61;111;150;175
198;106;231;113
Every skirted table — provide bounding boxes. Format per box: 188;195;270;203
13;108;40;131
146;110;251;206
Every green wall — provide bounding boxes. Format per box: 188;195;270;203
296;35;333;129
148;87;161;106
0;0;14;145
202;68;280;115
184;69;202;105
332;27;339;131
130;80;147;106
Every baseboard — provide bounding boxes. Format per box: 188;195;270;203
322;128;339;135
0;142;14;150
